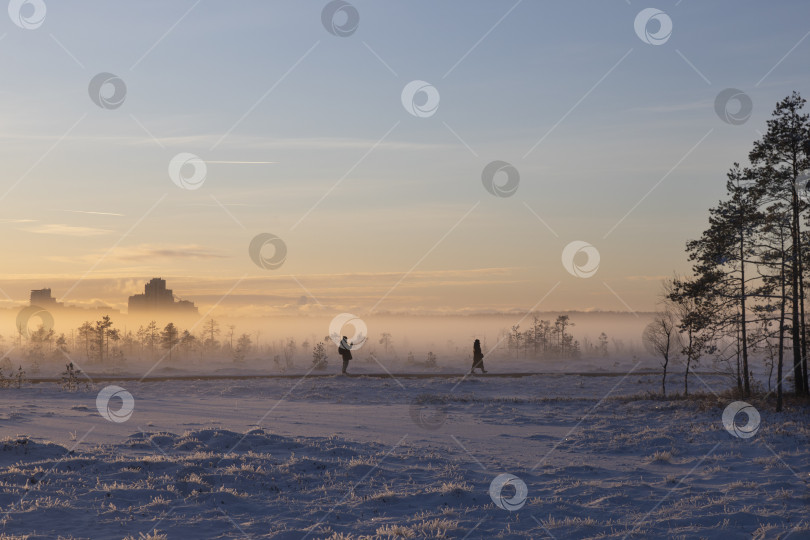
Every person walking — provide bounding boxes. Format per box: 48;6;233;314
338;336;353;374
471;339;487;374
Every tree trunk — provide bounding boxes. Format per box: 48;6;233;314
739;226;751;396
791;265;803;394
684;330;692;397
735;319;742;394
791;189;805;394
777;255;787;412
684;357;690;397
799;253;810;394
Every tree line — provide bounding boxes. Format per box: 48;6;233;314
4;317;258;371
503;315;614;359
644;92;810;411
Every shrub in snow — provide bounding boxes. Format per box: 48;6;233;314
406;351;438;369
312;342;328;370
1;365;27;389
60;362;87;392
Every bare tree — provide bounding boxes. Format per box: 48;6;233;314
642;309;680;396
666;277;717;396
509;325;521;359
226;324;236;352
202;318;220;357
283;338;296;369
379;333;392;355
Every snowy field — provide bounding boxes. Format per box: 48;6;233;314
0;361;808;539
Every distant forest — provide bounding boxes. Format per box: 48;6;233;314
0;307;632;385
3;316;258;373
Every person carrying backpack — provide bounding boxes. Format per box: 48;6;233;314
338;336;353;374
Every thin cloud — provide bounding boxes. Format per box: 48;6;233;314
626;99;710;114
106;244;229;261
179;202;258;208
128;133;455;152
625;275;669;282
59;209;125;216
19;223;112;236
44;243;229;265
0;131;456;154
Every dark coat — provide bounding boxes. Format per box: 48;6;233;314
339;345;352;360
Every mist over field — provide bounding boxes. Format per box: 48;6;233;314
0;308;654;375
1;1;809;538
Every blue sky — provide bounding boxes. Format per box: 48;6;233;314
0;0;808;316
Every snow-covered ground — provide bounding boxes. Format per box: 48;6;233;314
0;362;808;539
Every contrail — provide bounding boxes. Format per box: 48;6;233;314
205;160;279;164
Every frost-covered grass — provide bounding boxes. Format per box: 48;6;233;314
0;371;807;538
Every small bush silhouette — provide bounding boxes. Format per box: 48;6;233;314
60;362;86;392
312;342;328;370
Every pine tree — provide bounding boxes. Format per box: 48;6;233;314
754;210;793;411
687;165;764;396
160;323;180;362
749;91;810;395
234;333;252;363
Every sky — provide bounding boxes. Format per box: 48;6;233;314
0;0;809;318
